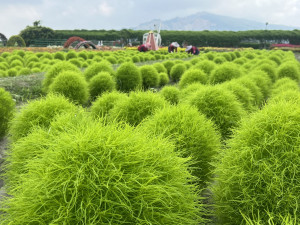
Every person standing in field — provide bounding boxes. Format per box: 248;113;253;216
185;45;200;55
168;42;180;53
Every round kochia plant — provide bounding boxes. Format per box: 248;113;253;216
0;88;15;138
9;94;77;142
141;104;221;186
212;100;300;224
1;112;203;224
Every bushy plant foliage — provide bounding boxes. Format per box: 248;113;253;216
270;77;299;98
43;61;81;92
7;68;18;77
158;72;169;86
248;70;272;99
193;60;216;75
277;62;300;82
213;57;226;64
139;65;159;89
179;83;205;102
170;64;186;82
212;100;300;224
53;51;65;60
66;50;77;60
236;77;264;107
90;91;128;118
49;71;89;105
162;60;175;75
109;91;167;126
84;60;114;81
179;69;208;89
187;85;245;139
7;35;26;47
159;86;180;105
257;63;277;83
153;62;167;74
209;63;242;84
1;113;203;224
88;71;116;100
9;94;76;142
18;68;31;76
115;62;142;92
141;104;221;186
222;80;255;111
0;88;15;138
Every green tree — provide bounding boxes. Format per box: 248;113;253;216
19;23;55;46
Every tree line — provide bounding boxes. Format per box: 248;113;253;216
14;22;300;48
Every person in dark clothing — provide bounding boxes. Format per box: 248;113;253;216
168;42;180;53
185;45;200;55
138;44;149;52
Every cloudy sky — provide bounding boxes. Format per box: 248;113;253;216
1;0;300;37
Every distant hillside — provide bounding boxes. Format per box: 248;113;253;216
133;12;299;31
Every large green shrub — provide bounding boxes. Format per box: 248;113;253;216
159;86;180;105
257;63;277;83
9;94;76;142
90;91;128;118
1;113;203;224
212;100;300;224
139;65;159;89
49;71;89;105
115;62;142;92
187;85;245;139
270;77;300;98
209;62;242;84
248;70;272;99
84;60;114;81
53;51;65;60
170;64;186;82
42;61;81;92
141;104;221;186
193;60;216;75
162;60;175;75
109;91;167;126
0;88;15;138
221;80;255;112
153;62;167;74
179;83;205;102
277;62;300;82
179;69;208;89
158;72;169;87
88;71;116;100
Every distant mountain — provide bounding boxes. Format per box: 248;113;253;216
133;12;299;31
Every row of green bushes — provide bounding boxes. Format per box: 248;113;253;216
0;49;300;223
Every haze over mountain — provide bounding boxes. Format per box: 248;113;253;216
133;12;300;31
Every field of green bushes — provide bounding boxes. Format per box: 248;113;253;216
0;48;299;224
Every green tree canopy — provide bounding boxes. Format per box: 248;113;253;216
20;23;55;46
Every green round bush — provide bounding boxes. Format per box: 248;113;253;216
277;62;300;82
105;56;117;64
209;63;242;84
66;51;77;60
153;62;167;74
159;86;180;105
257;63;277;83
179;83;205;102
115;62;142;92
88;72;116;100
205;52;215;60
18;68;31;76
53;52;65;60
248;70;272;99
271;77;299;98
9;94;76;142
69;58;82;68
268;89;300;104
0;88;15;138
7;68;18;77
139;65;159;89
222;80;255;112
193;60;216;75
84;60;114;81
1;113;202;224
77;51;88;60
43;61;81;93
268;55;282;66
31;67;41;73
131;55;140;63
162;60;175;75
109;91;167;126
90;91;128;118
141;104;221;186
179;69;208;89
187;85;245;139
170;64;186;82
10;60;23;68
158;72;169;86
236;77;264;107
212;100;300;224
213;57;226;64
49;71;89;105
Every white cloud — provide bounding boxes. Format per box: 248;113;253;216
98;1;113;16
